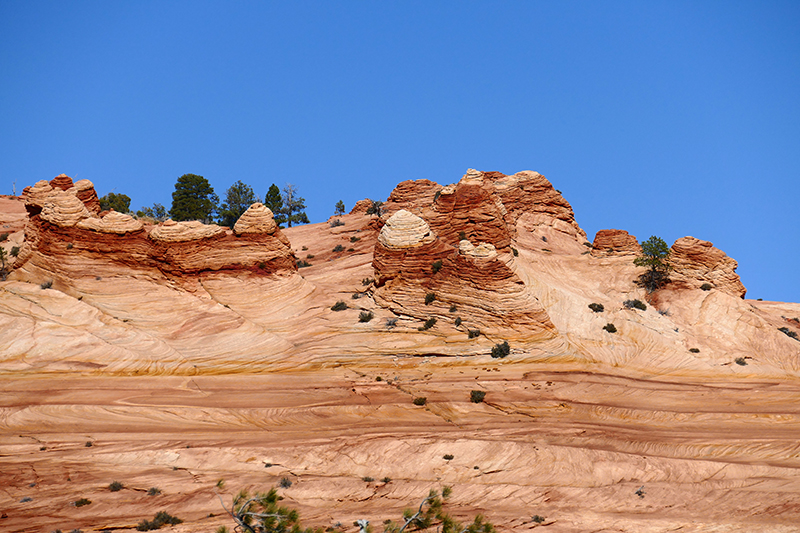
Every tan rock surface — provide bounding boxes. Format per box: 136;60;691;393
592;228;642;255
1;171;798;532
668;236;747;298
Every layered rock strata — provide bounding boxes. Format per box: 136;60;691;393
669;236;746;297
592;229;642;255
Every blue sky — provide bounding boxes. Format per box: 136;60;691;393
1;1;798;302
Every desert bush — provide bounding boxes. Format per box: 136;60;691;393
603;323;617;333
532;515;545;524
623;299;647;311
431;260;442;273
136;511;182;531
147;487;161;496
362;476;374;482
0;233;7;241
658;308;670;316
583;241;593;248
454;317;462;327
350;236;360;243
108;481;123;492
84;441;93;447
382;477;391;483
306;254;314;259
359;311;374;323
362;277;374;286
329;219;344;228
279;477;292;488
458;231;466;240
588;303;604;313
491;341;510;359
375;376;382;382
66;243;74;249
413;397;427;406
419;317;437;330
449;304;457;312
470;390;486;403
347;247;355;252
700;283;713;291
74;498;91;507
302;245;308;251
425;292;436;305
443;454;454;460
689;348;700;353
386;317;398;328
352;292;362;299
331;301;348;311
296;259;311;268
467;329;480;339
10;245;20;257
333;244;345;252
511;247;518;257
779;327;798;340
735;357;748;366
41;280;53;289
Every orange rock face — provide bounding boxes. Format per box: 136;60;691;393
669;236;747;297
592;229;642;255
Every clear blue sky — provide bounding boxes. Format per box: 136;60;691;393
2;1;798;302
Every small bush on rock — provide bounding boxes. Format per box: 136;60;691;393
136;511;182;531
467;329;480;339
603;323;617;333
588;303;604;313
735;357;748;366
689;348;700;353
329;219;344;228
454;317;462;327
413;397;427;406
700;283;713;291
431;260;443;273
624;299;647;311
279;477;292;488
419;317;437;330
333;244;345;252
359;311;374;322
491;341;510;359
470;390;486;403
74;498;91;507
108;481;123;492
779;327;798;340
443;454;454;460
425;292;436;305
331;301;348;311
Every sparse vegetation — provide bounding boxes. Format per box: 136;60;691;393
425;292;436;305
359;311;374;323
347;247;355;252
330;218;345;228
413;397;427;406
449;304;457;312
700;283;713;291
279;477;292;488
386;317;398;328
443;454;454;461
454;317;462;327
467;329;480;339
624;299;647;311
511;247;519;257
382;477;391;483
334;200;346;216
532;515;546;524
350;236;360;243
352;292;362;299
366;199;384;216
331;301;348;311
431;260;442;273
603;323;617;333
84;441;93;447
108;481;123;492
362;476;374;482
0;232;7;241
491;341;510;359
458;231;466;241
306;254;315;259
136;511;182;531
74;498;91;507
333;244;345;252
470;390;486;403
147;487;162;496
689;348;700;353
419;317;437;330
296;259;311;268
779;327;798;340
41;280;53;289
588;303;604;313
362;277;374;286
735;357;748;366
10;245;20;257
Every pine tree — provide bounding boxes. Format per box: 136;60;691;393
218;180;257;227
170;174;219;222
634;235;672;292
264;184;285;226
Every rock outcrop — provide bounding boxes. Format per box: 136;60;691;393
669;236;747;297
13;175;296;282
592;229;642;255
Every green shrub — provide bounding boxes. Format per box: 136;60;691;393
425;292;436;305
84;441;93;447
735;357;748;366
0;233;7;241
603;323;617;333
279;477;292;488
779;327;798;340
362;476;374;482
511;247;519;257
413;397;427;406
470;390;486;403
454;317;462;327
329;219;344;228
624;299;647;311
467;329;480;339
689;348;700;353
301;246;308;251
700;283;713;291
296;259;311;268
431;260;442;273
40;280;53;289
66;243;74;249
108;481;123;492
458;231;466;241
443;454;454;460
333;244;345;252
74;498;91;507
449;304;457;312
419;317;437;330
331;301;348;311
10;246;20;257
351;292;362;299
350;236;360;243
532;515;546;524
588;303;604;313
375;376;382;381
306;254;314;259
147;487;161;496
136;511;182;531
359;311;374;323
385;317;398;328
362;277;374;286
382;477;391;483
491;341;510;358
347;247;355;252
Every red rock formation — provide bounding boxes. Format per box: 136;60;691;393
349;198;373;216
13;177;296;281
669;236;746;298
592;229;642;255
